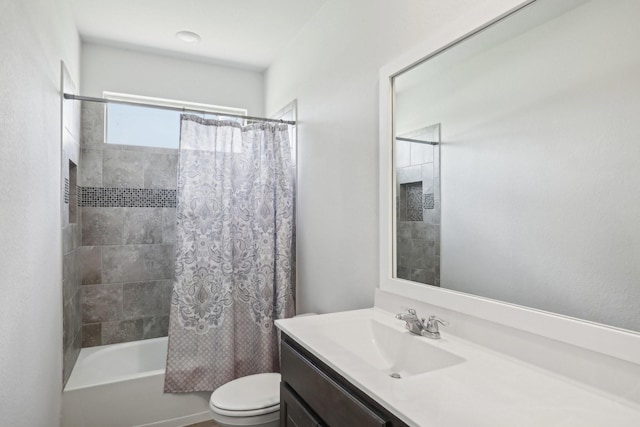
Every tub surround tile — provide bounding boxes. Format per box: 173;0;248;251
82;207;124;246
142;244;174;281
63;250;81;303
101;244;174;283
73;290;82;339
124;208;163;244
62;224;73;255
81;284;123;323
81;246;102;285
82;323;102;347
79;148;103;186
102;319;143;345
63;297;76;350
78;102;179;348
103;149;145;188
123;280;172;319
63;223;81;255
162;208;177;244
143;316;170;339
81;102;105;147
144;153;178;189
397;222;413;239
102;245;143;283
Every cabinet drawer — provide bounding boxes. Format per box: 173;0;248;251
281;341;388;427
281;383;325;427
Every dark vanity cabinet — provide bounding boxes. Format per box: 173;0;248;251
280;334;410;427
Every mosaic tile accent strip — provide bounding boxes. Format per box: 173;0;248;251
424;193;435;210
64;178;69;204
80;187;176;208
406;182;423;222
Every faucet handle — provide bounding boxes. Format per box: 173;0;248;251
422;315;449;339
428;315;449;327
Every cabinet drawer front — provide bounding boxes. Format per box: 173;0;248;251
281;341;388;427
281;383;325;427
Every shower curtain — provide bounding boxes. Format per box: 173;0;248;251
164;115;295;393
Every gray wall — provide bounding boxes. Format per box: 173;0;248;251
78;102;177;347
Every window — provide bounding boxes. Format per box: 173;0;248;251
104;92;248;149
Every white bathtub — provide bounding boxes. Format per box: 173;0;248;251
62;337;211;427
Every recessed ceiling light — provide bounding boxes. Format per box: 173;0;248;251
176;30;201;44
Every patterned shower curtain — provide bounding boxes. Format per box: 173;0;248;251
164;115;295;393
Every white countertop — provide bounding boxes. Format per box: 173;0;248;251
276;308;640;427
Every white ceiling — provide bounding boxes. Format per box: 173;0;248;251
69;0;328;70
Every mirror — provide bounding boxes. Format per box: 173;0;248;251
392;0;640;333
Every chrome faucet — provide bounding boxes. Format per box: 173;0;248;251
395;308;449;339
395;308;425;335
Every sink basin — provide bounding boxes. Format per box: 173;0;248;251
318;318;465;378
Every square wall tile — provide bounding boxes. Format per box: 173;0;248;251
82;323;102;348
81;284;123;323
162;208;177;244
81;102;105;147
81;207;124;246
103;149;145;188
81;246;102;285
123;280;172;319
143;316;170;339
144;153;178;189
142;244;174;280
102;245;143;283
124;208;163;244
102;319;143;345
79;149;103;187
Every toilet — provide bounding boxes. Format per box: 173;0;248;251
209;314;315;426
209;372;281;427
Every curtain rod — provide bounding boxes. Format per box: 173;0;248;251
396;136;439;146
63;93;296;126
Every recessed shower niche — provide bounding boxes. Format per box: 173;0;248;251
395;124;440;286
68;160;77;224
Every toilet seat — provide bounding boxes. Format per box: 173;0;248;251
210;373;281;418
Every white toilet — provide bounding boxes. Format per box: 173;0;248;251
209;372;281;427
209;314;315;426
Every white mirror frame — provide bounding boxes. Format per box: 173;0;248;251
378;0;640;365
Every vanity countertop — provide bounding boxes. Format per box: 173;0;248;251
276;308;640;427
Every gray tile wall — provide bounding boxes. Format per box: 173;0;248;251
62;65;82;387
396;129;440;286
79;102;178;347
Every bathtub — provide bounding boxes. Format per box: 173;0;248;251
62;337;211;427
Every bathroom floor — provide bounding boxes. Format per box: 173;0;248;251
184;421;220;427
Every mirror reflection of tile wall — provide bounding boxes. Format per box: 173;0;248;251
395;125;440;286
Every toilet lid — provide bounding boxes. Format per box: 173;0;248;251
210;373;281;414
